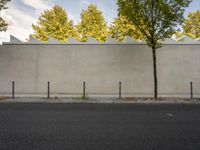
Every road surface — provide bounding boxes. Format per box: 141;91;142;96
0;103;200;150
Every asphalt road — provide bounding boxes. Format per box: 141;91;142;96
0;103;200;150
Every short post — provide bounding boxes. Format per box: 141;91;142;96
119;81;121;99
47;81;50;99
12;81;15;99
83;82;86;99
190;82;193;99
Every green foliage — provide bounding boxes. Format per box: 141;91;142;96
175;31;184;39
77;4;108;42
0;0;10;31
81;94;89;100
32;5;78;42
109;15;144;41
117;0;192;49
177;10;200;39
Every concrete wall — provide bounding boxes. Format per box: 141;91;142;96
0;44;200;97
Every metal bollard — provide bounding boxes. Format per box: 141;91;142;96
119;81;121;99
190;82;193;99
83;82;86;99
47;81;50;99
12;81;15;99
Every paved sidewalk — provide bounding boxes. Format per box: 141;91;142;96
0;97;200;104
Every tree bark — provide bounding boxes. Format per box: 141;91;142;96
152;47;158;99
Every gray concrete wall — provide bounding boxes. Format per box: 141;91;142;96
0;44;199;97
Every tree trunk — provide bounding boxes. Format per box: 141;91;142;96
152;47;158;99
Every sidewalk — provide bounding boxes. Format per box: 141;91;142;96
0;97;200;104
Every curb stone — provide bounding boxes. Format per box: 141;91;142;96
0;98;200;104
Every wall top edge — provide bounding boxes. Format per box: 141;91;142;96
2;35;200;45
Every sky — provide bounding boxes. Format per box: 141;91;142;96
0;0;199;43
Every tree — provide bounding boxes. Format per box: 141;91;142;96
32;5;78;42
109;15;144;41
177;10;200;39
77;4;108;42
117;0;191;99
0;0;10;31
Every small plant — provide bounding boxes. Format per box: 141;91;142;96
72;94;89;100
81;93;89;100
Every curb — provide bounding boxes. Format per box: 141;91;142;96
0;98;200;104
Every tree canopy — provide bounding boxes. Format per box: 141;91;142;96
0;0;10;31
117;0;192;49
77;4;108;42
177;10;200;39
32;5;78;42
109;15;144;41
117;0;191;98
